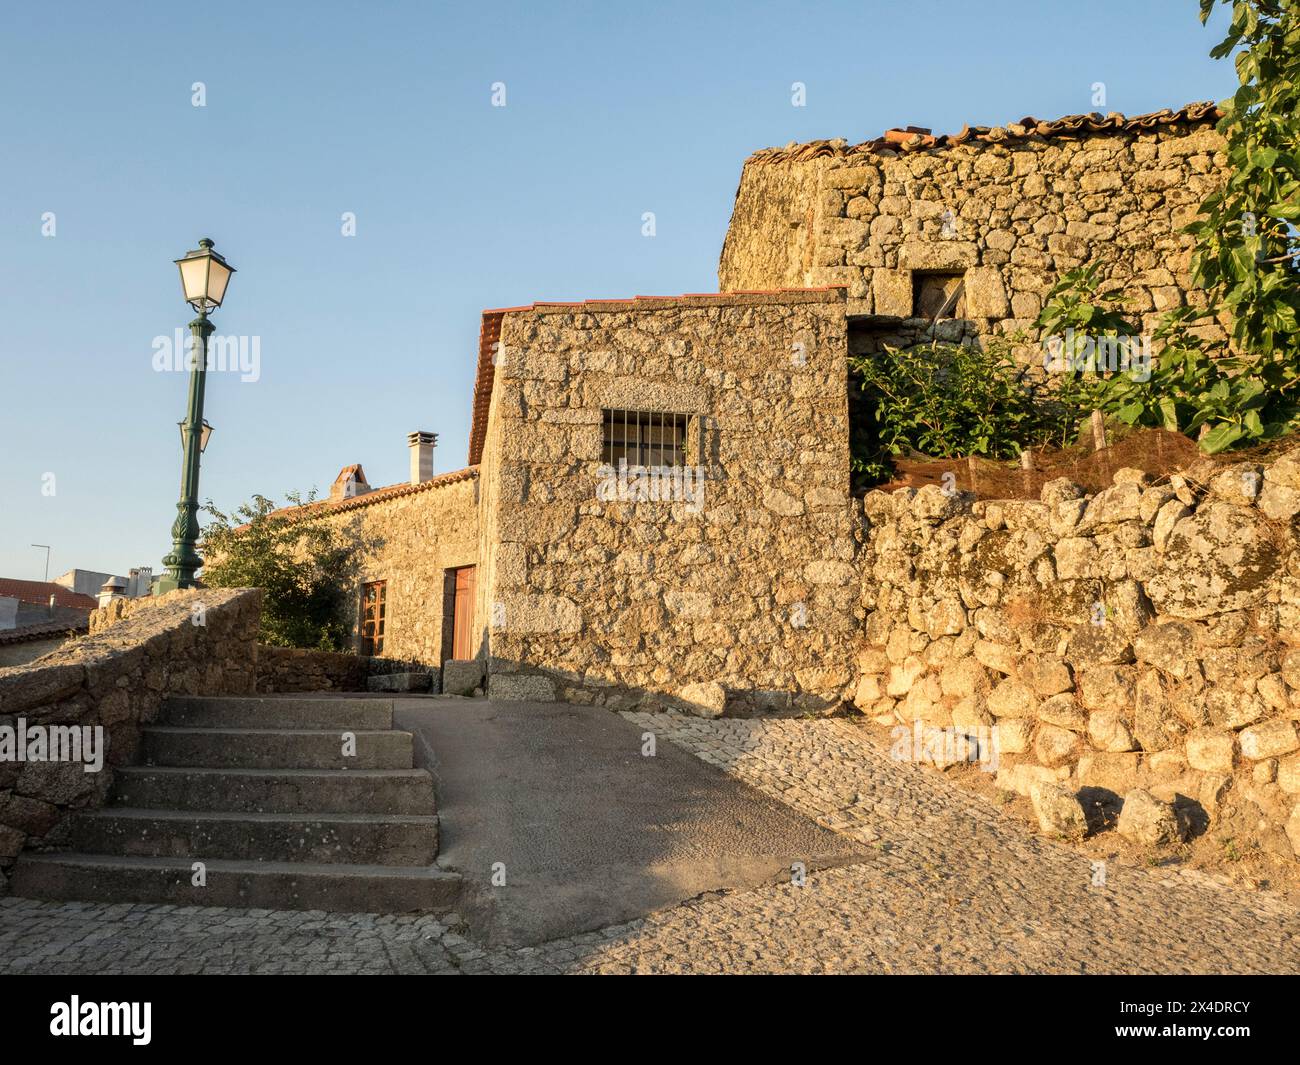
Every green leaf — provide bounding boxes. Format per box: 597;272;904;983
1158;397;1181;430
1200;423;1247;454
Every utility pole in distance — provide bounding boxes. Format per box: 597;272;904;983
31;544;50;582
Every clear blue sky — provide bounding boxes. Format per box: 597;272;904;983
0;0;1235;582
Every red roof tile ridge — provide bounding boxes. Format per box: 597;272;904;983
485;286;845;311
265;465;479;521
0;617;90;645
747;101;1223;164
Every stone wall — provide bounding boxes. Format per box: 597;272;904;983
255;645;369;693
477;289;859;712
317;473;480;665
0;588;261;892
720;110;1230;363
854;451;1300;862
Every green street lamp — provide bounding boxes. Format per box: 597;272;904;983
157;238;235;593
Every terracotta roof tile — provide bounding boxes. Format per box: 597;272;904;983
0;579;97;610
746;101;1222;165
267;465;479;521
467;311;504;468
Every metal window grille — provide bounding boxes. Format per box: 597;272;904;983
601;409;689;467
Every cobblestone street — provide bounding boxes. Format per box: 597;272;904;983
3;713;1299;975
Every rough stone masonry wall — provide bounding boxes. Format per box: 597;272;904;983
720;118;1230;362
0;588;261;893
318;475;479;665
854;452;1300;862
479;290;859;712
255;645;369;693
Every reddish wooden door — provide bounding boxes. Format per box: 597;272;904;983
360;581;386;656
451;566;476;661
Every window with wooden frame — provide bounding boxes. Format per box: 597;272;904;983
601;409;690;467
913;271;966;319
360;580;386;656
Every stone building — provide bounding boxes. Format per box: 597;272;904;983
720;101;1227;364
276;103;1227;713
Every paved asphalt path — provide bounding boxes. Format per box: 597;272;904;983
394;698;866;946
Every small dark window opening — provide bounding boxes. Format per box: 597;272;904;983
913;272;966;319
361;580;386;656
601;409;689;467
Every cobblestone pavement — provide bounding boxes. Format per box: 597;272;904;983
2;713;1299;974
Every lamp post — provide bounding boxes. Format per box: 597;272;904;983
157;238;235;593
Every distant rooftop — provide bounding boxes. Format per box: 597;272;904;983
0;616;89;646
0;579;97;610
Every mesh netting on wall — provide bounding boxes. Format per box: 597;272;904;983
870;428;1278;501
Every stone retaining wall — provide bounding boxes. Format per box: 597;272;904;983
854;451;1300;862
0;588;261;893
255;645;369;693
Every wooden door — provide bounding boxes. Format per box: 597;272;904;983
450;565;476;661
360;580;386;656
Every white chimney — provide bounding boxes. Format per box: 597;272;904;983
408;431;437;485
128;566;153;597
97;576;128;609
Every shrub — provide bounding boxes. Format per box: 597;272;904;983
200;493;371;651
849;338;1072;483
1038;264;1300;454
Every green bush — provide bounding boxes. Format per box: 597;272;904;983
1039;264;1300;454
200;493;372;651
849;338;1071;483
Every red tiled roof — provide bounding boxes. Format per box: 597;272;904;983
266;466;479;520
0;579;97;610
468;310;506;469
465;286;846;465
746;101;1223;165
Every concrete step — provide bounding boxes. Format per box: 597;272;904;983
110;766;435;815
68;809;439;865
11;853;462;913
163;696;394;731
142;726;414;770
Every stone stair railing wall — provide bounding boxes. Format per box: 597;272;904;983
855;447;1300;863
257;646;450;694
255;645;370;693
0;588;262;896
93;596;446;696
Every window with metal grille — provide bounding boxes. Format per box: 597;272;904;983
360;580;386;656
601;409;689;467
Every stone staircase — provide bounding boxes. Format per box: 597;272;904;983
12;695;460;913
